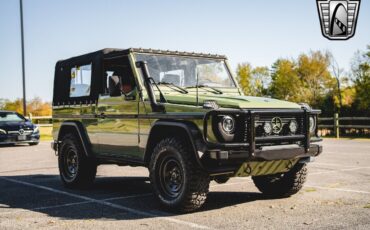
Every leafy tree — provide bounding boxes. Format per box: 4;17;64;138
297;51;336;108
250;66;270;96
236;63;270;96
270;59;302;102
352;46;370;112
236;63;253;95
1;97;51;116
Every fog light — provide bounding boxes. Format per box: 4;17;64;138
263;122;272;134
289;120;298;133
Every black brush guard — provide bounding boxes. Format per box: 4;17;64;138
202;108;322;161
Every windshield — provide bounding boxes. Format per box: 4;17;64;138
0;112;25;122
135;54;236;88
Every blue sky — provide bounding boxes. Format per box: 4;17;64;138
0;0;369;101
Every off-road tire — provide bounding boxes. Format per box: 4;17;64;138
252;163;307;197
149;137;210;212
58;133;97;188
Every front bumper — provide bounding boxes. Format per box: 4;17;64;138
203;108;322;161
0;133;40;145
208;143;322;161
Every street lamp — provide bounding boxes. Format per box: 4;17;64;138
19;0;27;116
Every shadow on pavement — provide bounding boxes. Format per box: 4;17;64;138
0;174;269;220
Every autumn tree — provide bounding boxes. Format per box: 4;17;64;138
297;51;336;108
236;63;270;96
0;97;51;116
270;59;302;102
351;46;370;112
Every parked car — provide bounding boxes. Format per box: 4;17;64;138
51;48;322;212
0;111;40;145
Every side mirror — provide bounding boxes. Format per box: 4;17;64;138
108;76;122;97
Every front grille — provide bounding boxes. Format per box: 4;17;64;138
254;115;304;137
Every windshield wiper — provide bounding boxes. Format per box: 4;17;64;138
157;82;188;94
187;85;223;94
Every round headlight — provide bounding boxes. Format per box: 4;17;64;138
263;122;272;134
309;116;316;133
221;116;235;134
289;120;298;134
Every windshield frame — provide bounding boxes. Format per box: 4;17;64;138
133;53;239;90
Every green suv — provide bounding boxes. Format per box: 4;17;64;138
51;48;322;212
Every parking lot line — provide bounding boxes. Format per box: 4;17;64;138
0;193;154;216
0;177;211;230
306;185;370;194
310;166;370;175
0;167;57;174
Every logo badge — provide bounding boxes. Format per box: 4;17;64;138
317;0;360;40
19;129;24;135
271;117;283;134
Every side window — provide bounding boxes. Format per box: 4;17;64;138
103;64;136;96
70;63;92;97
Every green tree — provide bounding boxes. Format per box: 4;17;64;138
250;66;270;96
352;46;370;111
297;51;336;108
270;59;302;102
236;63;253;95
236;63;270;96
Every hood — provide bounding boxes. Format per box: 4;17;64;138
164;93;300;109
0;121;34;131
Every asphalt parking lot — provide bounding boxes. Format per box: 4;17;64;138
0;139;369;229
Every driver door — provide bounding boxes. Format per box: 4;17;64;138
95;56;140;160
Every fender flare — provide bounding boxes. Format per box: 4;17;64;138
58;121;92;157
144;120;207;168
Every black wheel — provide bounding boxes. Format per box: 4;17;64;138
58;133;97;188
213;175;230;184
252;163;307;197
29;142;39;146
149;137;210;212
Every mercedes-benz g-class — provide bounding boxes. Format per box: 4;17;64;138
51;48;322;212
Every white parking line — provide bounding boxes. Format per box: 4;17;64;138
0;167;58;174
310;162;355;167
0;177;211;230
306;185;370;194
310;166;370;175
0;193;154;216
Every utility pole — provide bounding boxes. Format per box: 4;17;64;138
19;0;27;116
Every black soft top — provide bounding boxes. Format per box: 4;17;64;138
53;48;226;105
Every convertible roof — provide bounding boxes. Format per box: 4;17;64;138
53;48;227;105
57;48;227;64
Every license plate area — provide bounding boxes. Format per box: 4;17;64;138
17;135;27;141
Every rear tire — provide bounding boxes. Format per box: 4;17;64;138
58;133;97;188
149;137;210;212
252;163;307;197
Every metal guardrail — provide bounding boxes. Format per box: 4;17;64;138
28;115;52;127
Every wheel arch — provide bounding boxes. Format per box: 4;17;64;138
57;121;92;157
144;120;206;168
